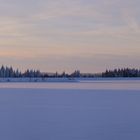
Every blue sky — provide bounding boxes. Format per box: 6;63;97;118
0;0;140;72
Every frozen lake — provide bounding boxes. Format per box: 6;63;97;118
0;80;140;140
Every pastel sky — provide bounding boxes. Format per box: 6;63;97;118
0;0;140;73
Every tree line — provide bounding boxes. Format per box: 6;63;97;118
0;66;41;78
0;65;139;78
102;68;140;77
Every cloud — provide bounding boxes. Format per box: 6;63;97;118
0;0;139;72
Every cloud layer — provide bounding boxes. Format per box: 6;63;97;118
0;0;140;72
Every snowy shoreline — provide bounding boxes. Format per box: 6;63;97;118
0;77;140;82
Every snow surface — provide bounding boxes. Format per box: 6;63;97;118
0;80;140;140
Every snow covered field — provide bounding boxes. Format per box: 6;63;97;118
0;80;140;140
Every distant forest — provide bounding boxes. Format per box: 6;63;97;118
0;65;139;78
